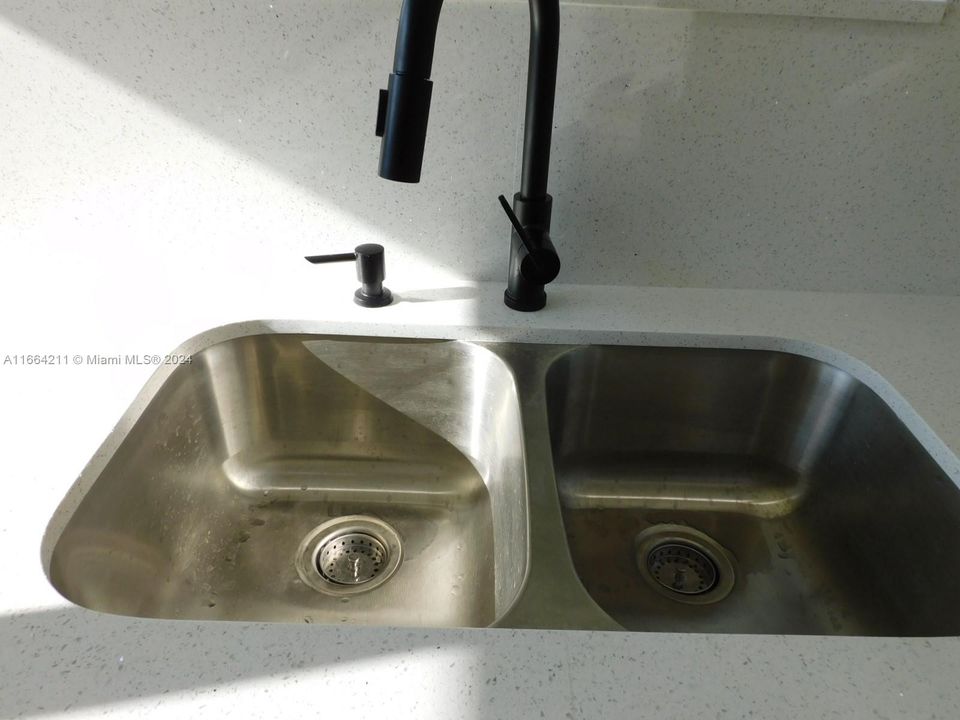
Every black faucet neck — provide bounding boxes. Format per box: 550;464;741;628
519;0;560;200
378;0;560;192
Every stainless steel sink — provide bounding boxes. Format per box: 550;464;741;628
545;346;960;636
47;335;527;627
45;332;960;636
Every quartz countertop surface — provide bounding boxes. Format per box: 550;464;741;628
3;274;960;719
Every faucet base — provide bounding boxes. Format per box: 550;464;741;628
504;287;547;312
503;192;556;312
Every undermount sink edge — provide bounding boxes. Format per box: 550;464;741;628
42;323;960;637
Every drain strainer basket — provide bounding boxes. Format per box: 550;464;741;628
317;532;387;585
634;524;736;605
646;542;718;595
297;516;402;596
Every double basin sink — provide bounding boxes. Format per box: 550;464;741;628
44;332;960;635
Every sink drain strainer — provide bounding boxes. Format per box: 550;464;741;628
635;524;736;605
296;516;402;596
318;533;386;585
646;543;718;595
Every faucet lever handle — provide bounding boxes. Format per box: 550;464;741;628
498;194;560;286
497;194;538;260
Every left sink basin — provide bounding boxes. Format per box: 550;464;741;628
46;334;527;627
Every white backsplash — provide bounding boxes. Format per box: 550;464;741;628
2;0;957;294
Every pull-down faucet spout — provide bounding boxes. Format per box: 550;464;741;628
375;0;562;311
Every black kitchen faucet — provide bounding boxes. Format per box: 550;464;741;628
375;0;562;311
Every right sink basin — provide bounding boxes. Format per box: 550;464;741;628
545;346;960;636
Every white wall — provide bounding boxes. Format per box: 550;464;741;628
2;0;957;294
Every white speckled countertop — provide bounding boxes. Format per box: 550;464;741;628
3;271;960;719
3;0;960;713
